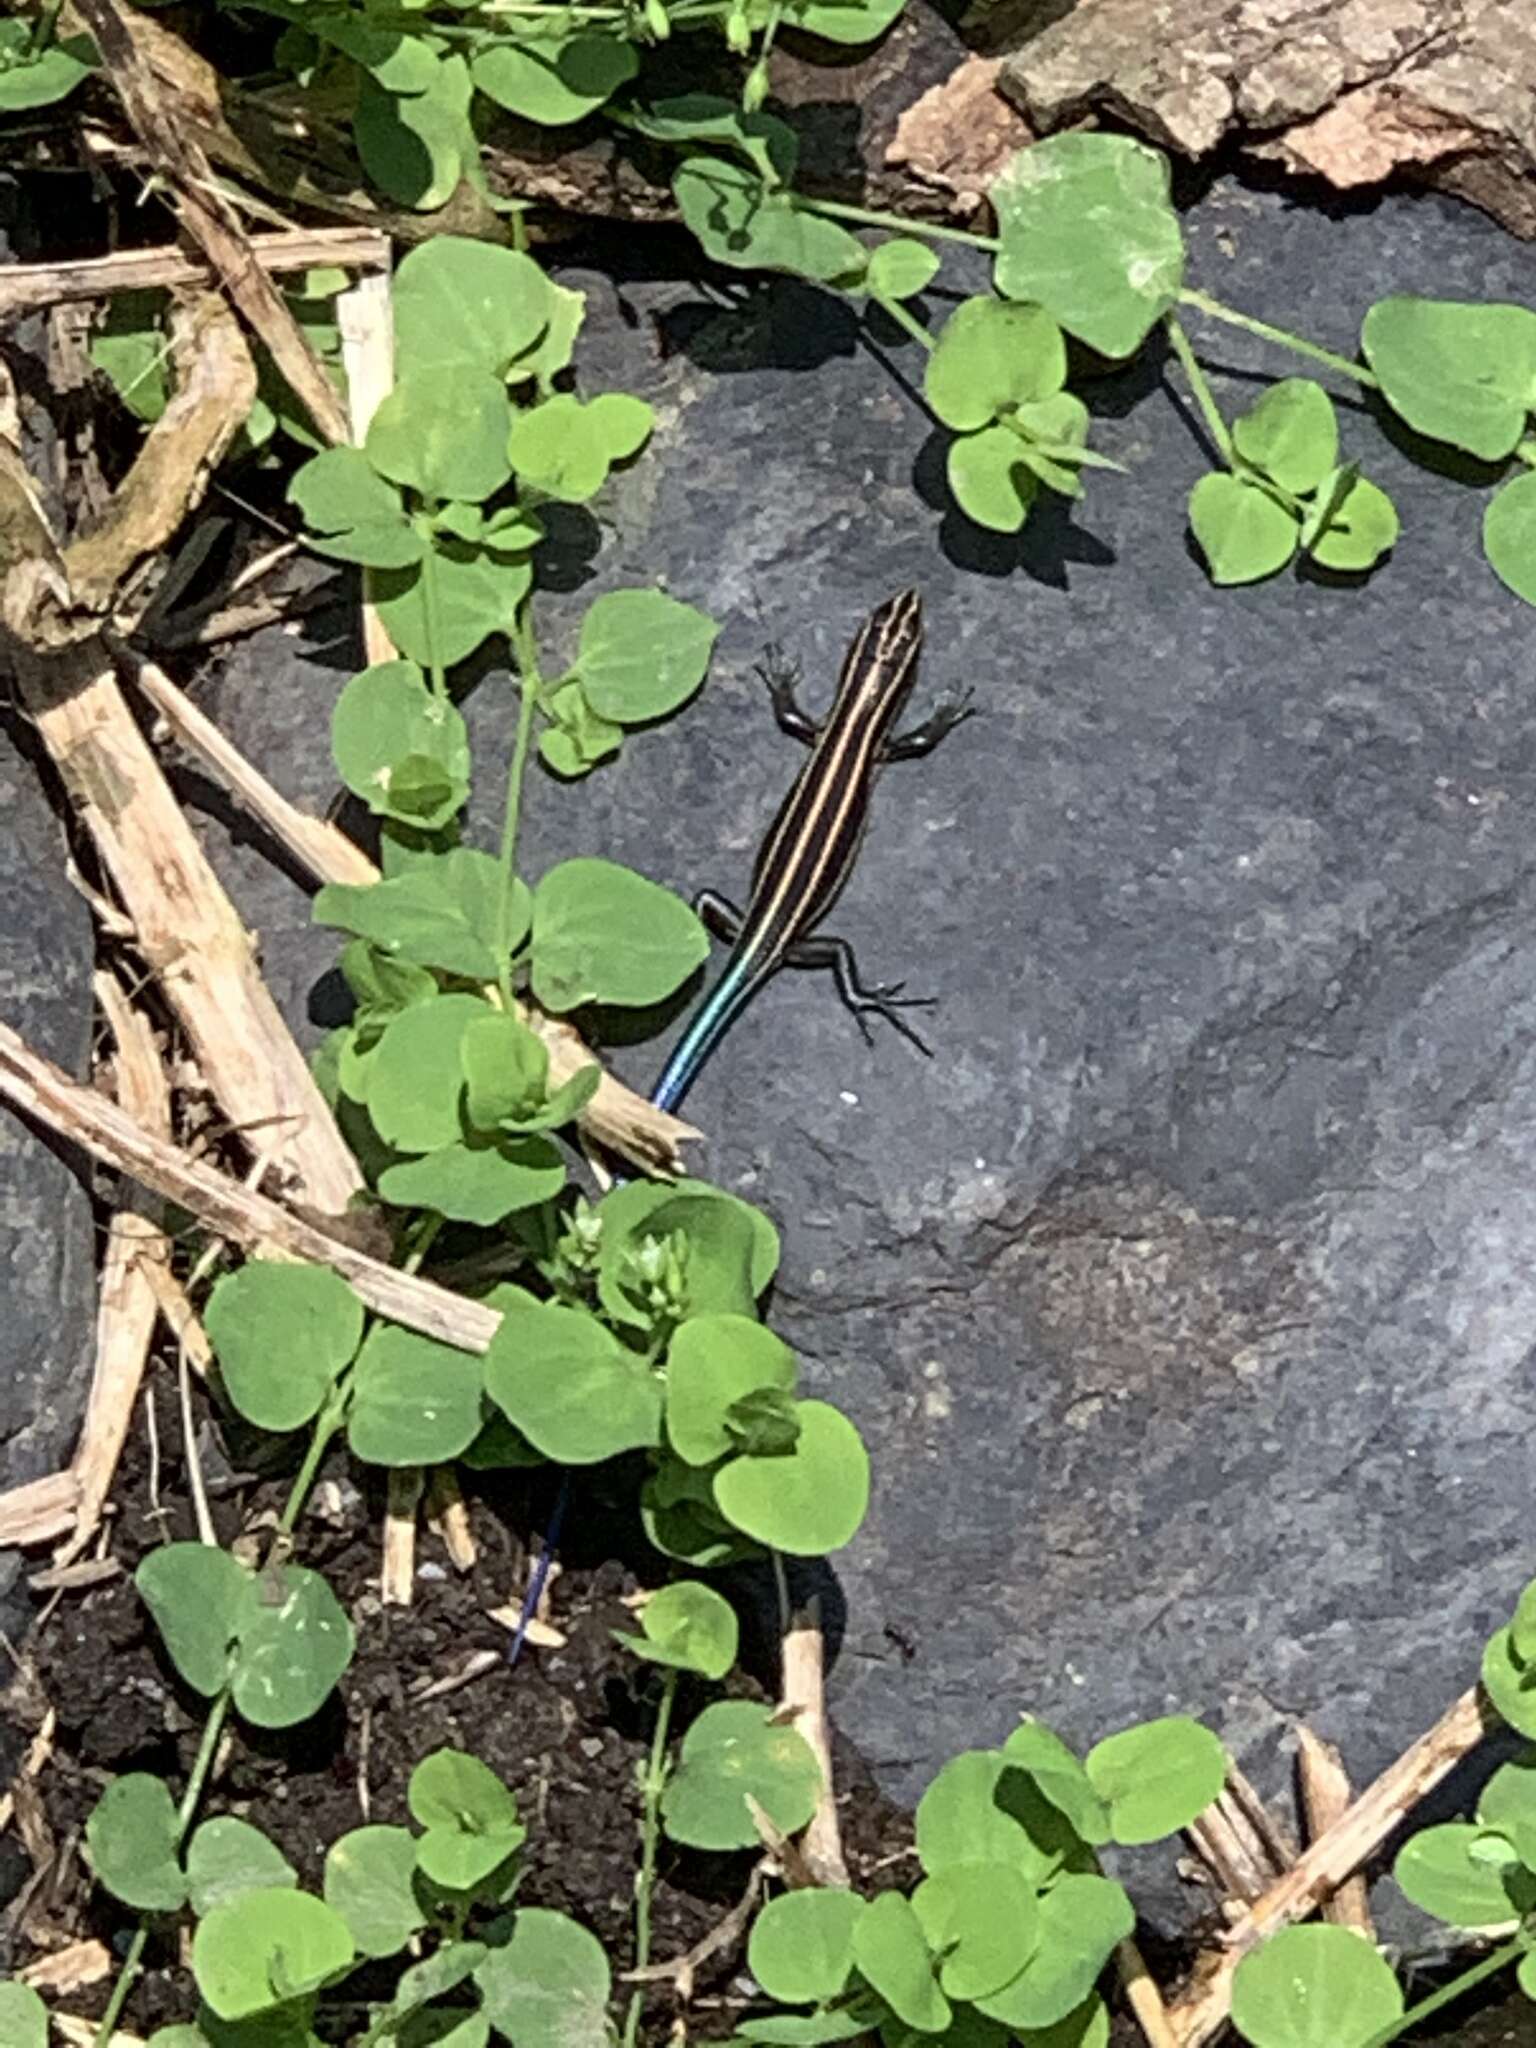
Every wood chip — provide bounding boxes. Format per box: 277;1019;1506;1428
382;1467;422;1606
425;1466;478;1572
779;1602;847;1889
1296;1722;1373;1935
19;1936;112;1993
0;226;388;315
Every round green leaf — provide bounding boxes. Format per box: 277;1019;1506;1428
1085;1716;1225;1844
394;237;551;378
926;299;1066;432
713;1399;868;1555
367;993;486;1152
485;1300;663;1462
332;660;470;829
1484;468;1536;606
289;446;421;569
598;1179;780;1328
1231;379;1338;493
784;0;905;42
576;589;718;723
992;133;1184;357
325;1824;428;1958
616;1579;739;1679
377;1132;567;1225
1362;295;1536;461
355;53;471;212
186;1817;297;1916
193;1890;355;2021
975;1876;1132;2032
472;31;638;124
1393;1821;1526;1928
231;1563;354;1730
1188;471;1298;586
867;238;941;303
410;1749;525;1890
851;1891;950;2034
660;1699;822;1850
136;1542;252;1697
530;857;709;1011
747;1887;868;2004
474;1908;611;2048
1478;1750;1536;1869
315;851;514;984
666;1313;798;1466
1230;1924;1403;2048
87;1772;187;1912
1008;1997;1110;2048
913;1862;1039;2001
1484;1626;1536;1737
507;391;653;504
736;2017;873;2047
1002;1720;1110;1846
1301;469;1399;572
673;156;867;284
915;1751;1082;1886
366;370;513;504
0;24;95;110
348;1325;484;1467
0;1984;48;2048
367;537;533;669
948;424;1038;534
205;1259;363;1433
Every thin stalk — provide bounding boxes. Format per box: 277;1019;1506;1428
771;1549;791;1636
278;1383;349;1539
797;195;999;252
622;1669;680;2048
1164;313;1235;467
1179;287;1381;391
497;604;543;1005
417;524;449;700
1361;1936;1526;2048
873;293;935;352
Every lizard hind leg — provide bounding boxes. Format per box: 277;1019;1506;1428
787;933;936;1055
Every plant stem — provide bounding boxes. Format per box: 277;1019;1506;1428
1178;287;1381;391
278;1384;349;1539
1361;1935;1526;2048
873;293;935;352
418;527;449;700
93;1926;148;2048
497;603;543;1005
622;1668;679;2048
1164;312;1235;467
797;195;1000;252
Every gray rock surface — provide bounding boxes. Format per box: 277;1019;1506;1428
210;176;1536;1926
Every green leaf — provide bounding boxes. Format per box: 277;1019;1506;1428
90;292;170;424
661;1699;822;1850
948;426;1038;534
1393;1822;1527;1927
459;1012;597;1136
1299;468;1399;572
394;1939;488;2020
325;1824;427;1958
348;1325;484;1466
474;1908;611;2048
377;1132;566;1225
530;857;709;1011
366;992;486;1152
0;1983;48;2048
1485;1626;1536;1737
206;1260;363;1434
1361;295;1536;461
974;1876;1132;2032
87;1772;187;1912
394;237;551;378
1002;1721;1110;1847
786;0;905;39
508;392;654;504
484;1300;663;1462
366;370;514;504
1008;1998;1110;2048
368;534;533;668
1480;1750;1536;1870
186;1818;298;1916
137;1543;251;1696
0;23;96;110
617;94;797;183
614;1579;738;1679
1013;392;1095;497
231;1563;354;1729
867;238;940;303
747;1888;867;2004
1510;1580;1536;1663
193;1891;355;2021
511;277;586;393
713;1399;869;1554
410;1750;525;1891
472;31;638;124
737;2014;874;2045
1188;472;1298;586
1086;1716;1225;1844
540;679;625;779
666;1313;798;1466
597;1179;780;1329
925;299;1066;432
1231;379;1338;493
332;660;470;832
673;157;867;285
1229;1925;1403;2048
316;848;516;983
912;1862;1039;2001
915;1751;1083;1886
1483;468;1536;606
575;590;719;723
992;133;1184;357
290;447;422;569
355;49;473;212
852;1891;949;2034
641;1456;754;1569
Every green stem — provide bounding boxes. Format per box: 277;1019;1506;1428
622;1669;679;2048
497;604;543;1005
873;293;935;352
278;1383;349;1540
1361;1935;1526;2048
93;1926;148;2047
1178;287;1381;391
797;195;1000;252
1164;312;1235;467
417;524;449;700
